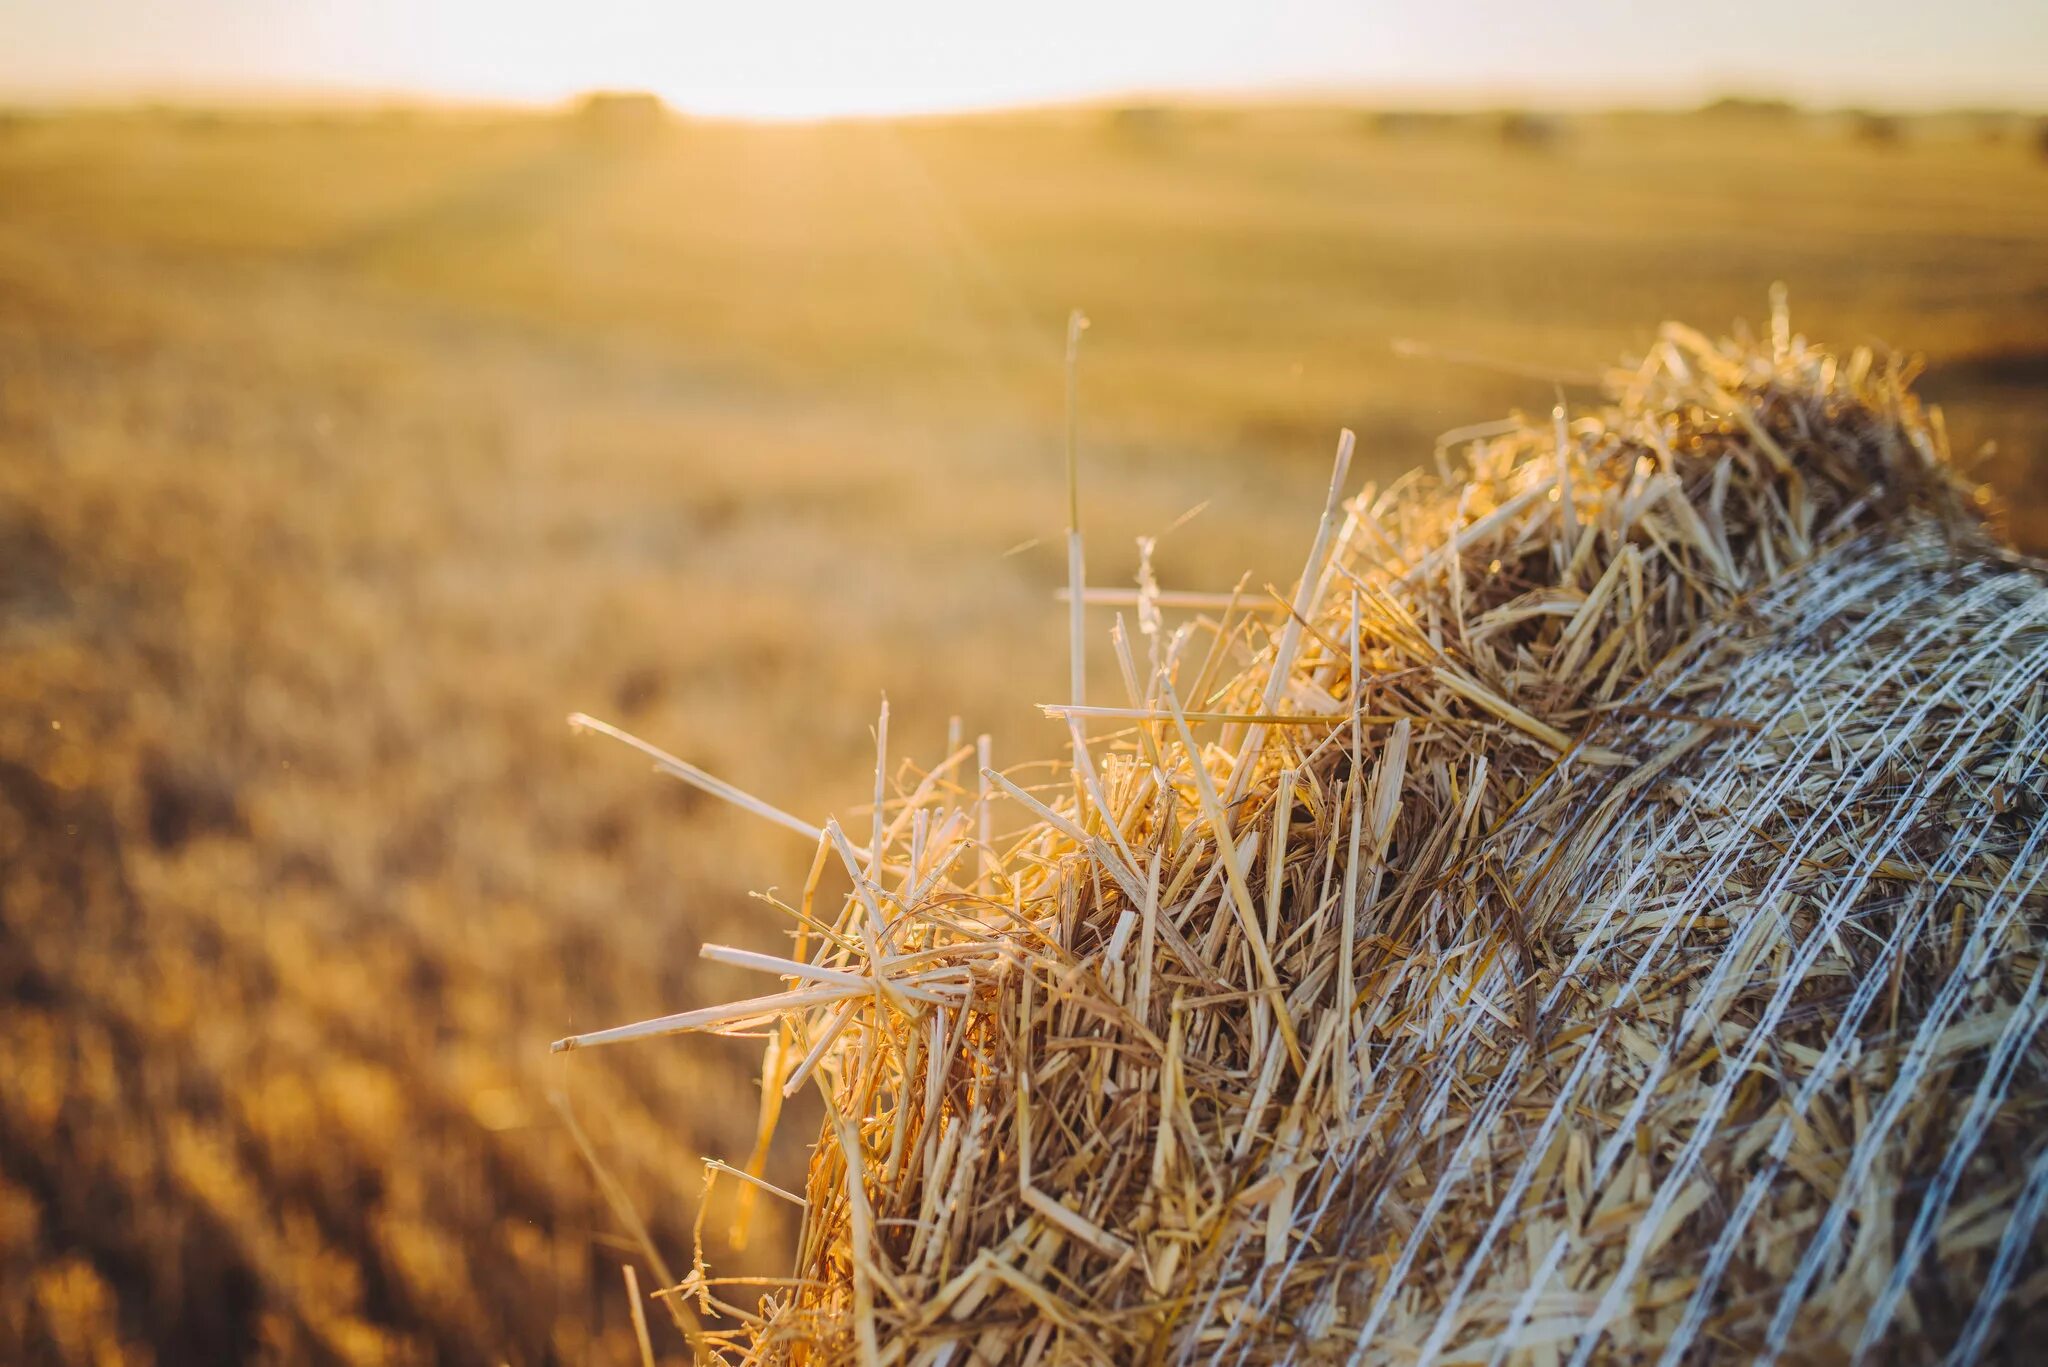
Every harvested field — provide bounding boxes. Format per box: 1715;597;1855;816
0;104;2044;1363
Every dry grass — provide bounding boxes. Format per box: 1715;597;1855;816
0;102;2045;1363
564;308;2048;1362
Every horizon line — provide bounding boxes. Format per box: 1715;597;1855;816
2;75;2043;123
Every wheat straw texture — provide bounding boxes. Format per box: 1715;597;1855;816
559;311;2048;1364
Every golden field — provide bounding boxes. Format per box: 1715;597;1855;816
0;101;2044;1363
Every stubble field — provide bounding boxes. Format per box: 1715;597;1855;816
0;102;2043;1362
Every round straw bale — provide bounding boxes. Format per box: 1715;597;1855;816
563;310;2047;1363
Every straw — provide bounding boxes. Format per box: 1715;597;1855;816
558;308;2047;1364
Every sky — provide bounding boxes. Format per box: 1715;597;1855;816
1;0;2043;118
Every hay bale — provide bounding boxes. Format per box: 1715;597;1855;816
559;308;2048;1362
1847;109;1906;147
1103;104;1177;154
1697;95;1801;121
569;90;670;143
1494;110;1564;151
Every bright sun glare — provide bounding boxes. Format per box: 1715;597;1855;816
2;1;2047;116
444;1;1270;121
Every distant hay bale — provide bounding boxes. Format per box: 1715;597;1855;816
569;90;670;142
1108;103;1171;131
1697;94;1801;121
1847;109;1906;147
560;309;2048;1362
1104;104;1176;151
1494;109;1564;151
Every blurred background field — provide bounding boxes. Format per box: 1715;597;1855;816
1;100;2046;1363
